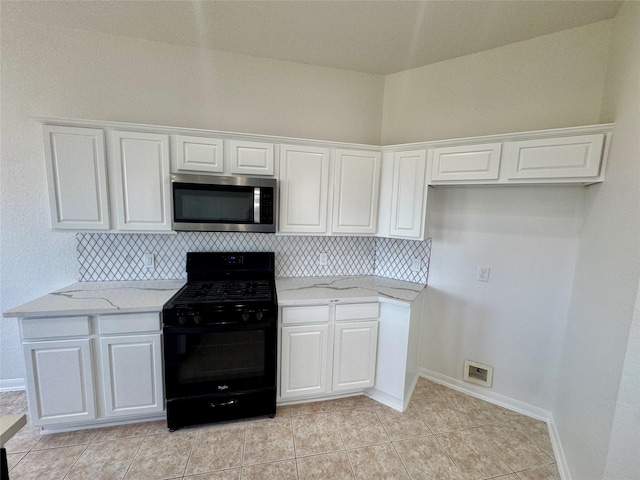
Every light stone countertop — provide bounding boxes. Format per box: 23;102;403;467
2;280;186;318
3;276;426;319
276;276;426;306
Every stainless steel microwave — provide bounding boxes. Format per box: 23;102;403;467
171;174;276;233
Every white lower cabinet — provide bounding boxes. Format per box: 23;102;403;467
365;290;426;412
332;320;378;392
279;302;379;401
99;334;163;418
280;324;330;398
23;338;96;426
20;312;164;429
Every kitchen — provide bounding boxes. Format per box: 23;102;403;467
0;2;638;480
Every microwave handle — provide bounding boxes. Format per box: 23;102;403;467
254;188;261;223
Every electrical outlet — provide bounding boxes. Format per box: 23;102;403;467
318;253;328;266
143;253;155;270
477;266;490;282
410;258;422;272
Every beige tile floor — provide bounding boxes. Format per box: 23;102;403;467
1;378;560;480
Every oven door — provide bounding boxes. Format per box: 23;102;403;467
163;321;276;399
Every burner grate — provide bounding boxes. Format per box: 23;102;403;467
178;280;272;303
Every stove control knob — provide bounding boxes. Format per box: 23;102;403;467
177;314;186;325
255;311;264;321
241;312;250;322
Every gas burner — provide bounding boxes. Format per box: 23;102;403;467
177;280;273;303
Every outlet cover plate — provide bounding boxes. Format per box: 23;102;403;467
411;258;422;272
477;266;490;282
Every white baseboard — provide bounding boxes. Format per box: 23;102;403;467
0;378;26;392
419;367;570;480
547;411;572;480
364;387;404;412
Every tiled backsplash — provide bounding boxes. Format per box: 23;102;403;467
76;233;431;284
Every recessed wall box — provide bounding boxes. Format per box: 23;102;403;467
463;360;493;387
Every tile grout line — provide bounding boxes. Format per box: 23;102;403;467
290;416;300;480
332;406;357;479
60;442;91;480
239;420;248;479
178;425;198;479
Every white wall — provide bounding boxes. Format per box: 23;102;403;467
0;20;384;385
555;3;640;479
424;186;584;409
380;21;613;411
381;21;612;144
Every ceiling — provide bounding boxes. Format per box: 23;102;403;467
1;0;621;75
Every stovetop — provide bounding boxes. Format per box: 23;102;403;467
162;252;277;326
170;279;273;305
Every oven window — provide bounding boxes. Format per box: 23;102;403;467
174;184;254;223
176;330;265;384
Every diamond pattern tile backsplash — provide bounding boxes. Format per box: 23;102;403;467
76;233;431;284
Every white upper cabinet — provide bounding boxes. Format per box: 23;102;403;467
426;132;607;185
505;134;605;181
174;135;224;173
43;125;110;230
111;131;171;231
39;120;612;234
331;149;381;235
389;150;428;240
229;140;275;176
429;143;502;183
279;146;381;235
278;144;331;233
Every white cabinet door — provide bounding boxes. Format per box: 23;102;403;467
332;320;378;392
389;150;428;239
99;334;164;418
174;135;224;173
111;131;171;231
280;324;329;398
42;125;110;230
331;149;381;235
505;134;605;180
23;339;96;426
429;143;502;183
229;140;275;176
278;145;331;233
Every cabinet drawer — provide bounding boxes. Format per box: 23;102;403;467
335;303;380;321
22;316;90;339
281;305;329;325
98;313;160;335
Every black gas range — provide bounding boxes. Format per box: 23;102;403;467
162;252;277;431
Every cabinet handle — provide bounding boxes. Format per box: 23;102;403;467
208;399;237;408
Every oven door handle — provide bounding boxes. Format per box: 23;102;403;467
209;399;238;408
